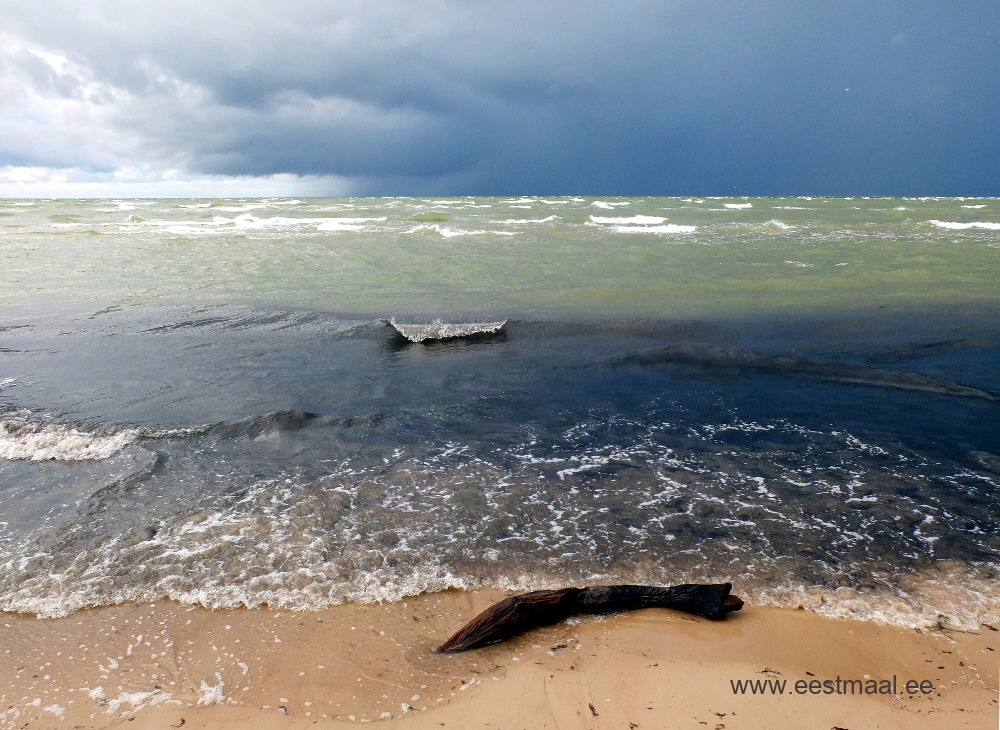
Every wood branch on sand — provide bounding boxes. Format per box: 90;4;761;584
437;583;744;653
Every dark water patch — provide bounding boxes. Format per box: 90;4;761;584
205;409;319;439
87;304;126;319
140;316;240;333
608;344;1000;401
855;338;971;362
971;451;1000;473
139;310;330;335
499;318;731;346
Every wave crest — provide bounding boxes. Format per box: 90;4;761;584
0;411;141;461
388;319;507;342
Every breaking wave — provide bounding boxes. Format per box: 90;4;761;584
0;410;143;461
0;408;316;462
927;220;1000;230
388;319;507;342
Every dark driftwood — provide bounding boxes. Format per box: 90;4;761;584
437;583;744;653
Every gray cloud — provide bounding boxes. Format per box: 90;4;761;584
0;0;997;196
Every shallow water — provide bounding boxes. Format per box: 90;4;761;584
0;197;997;628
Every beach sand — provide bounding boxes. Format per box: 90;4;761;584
2;589;996;729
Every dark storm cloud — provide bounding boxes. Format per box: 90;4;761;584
1;0;997;195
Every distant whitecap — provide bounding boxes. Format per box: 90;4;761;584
589;215;666;225
505;215;560;224
406;224;516;237
928;220;1000;230
316;217;387;232
609;224;696;234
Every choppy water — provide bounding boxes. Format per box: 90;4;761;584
0;196;998;628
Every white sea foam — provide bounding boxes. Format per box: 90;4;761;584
102;689;173;715
315;222;365;232
197;673;226;706
767;220;792;230
406;224;517;238
927;220;1000;230
0;411;200;461
326;217;387;224
590;201;631;209
724;202;753;209
316;217;386;232
5;523;994;631
96;201;139;213
42;704;64;718
0;405;994;633
589;215;666;225
227;214;331;230
389;319;507;342
961;204;987;209
121;218;219;235
0;417;141;461
752;562;1000;630
0;523;485;618
504;216;560;224
608;224;696;234
212;205;258;213
127;214;387;234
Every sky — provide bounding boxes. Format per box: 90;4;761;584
1;1;997;198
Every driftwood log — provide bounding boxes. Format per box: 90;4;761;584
437;583;743;653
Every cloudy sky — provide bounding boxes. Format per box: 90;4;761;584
1;1;997;197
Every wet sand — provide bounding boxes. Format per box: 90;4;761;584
1;589;997;729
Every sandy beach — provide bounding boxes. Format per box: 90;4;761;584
2;589;996;729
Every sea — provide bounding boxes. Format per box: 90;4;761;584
0;196;997;630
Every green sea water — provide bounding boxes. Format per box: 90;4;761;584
1;196;997;321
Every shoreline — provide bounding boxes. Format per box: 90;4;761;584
2;589;996;729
